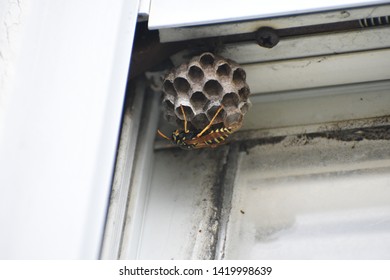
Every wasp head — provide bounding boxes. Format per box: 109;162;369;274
172;130;197;149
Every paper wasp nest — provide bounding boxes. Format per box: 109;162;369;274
161;52;251;131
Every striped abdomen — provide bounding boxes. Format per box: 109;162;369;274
185;127;233;148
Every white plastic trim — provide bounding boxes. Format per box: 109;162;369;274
0;0;139;259
119;90;161;260
220;28;390;64
245;49;390;94
150;0;389;30
100;80;145;260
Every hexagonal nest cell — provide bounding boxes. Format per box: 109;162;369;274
161;52;251;131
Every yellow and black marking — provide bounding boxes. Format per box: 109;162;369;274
201;128;232;146
157;105;236;149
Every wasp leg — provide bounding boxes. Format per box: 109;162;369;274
180;105;189;133
157;129;171;141
197;106;224;137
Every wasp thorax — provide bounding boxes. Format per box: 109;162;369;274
162;52;251;131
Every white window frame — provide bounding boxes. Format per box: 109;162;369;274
0;0;139;259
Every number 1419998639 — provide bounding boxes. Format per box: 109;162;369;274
212;266;272;276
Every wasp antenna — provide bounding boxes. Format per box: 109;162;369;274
197;106;224;137
157;129;171;141
180;105;189;133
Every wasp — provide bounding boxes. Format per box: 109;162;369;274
157;105;235;149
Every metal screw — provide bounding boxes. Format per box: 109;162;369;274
256;27;279;48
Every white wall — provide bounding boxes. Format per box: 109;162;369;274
0;0;139;259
